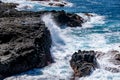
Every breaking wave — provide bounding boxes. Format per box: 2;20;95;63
5;13;120;80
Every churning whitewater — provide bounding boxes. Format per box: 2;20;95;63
1;0;120;80
5;13;120;80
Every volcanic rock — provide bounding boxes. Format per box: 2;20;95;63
0;2;85;79
107;50;120;66
70;50;98;77
0;2;53;79
52;10;84;27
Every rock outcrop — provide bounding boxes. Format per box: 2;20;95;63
70;50;98;77
52;10;84;27
0;1;85;79
0;2;53;79
0;3;84;27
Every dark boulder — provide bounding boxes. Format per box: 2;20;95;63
52;10;84;27
0;3;53;79
70;50;98;77
0;19;53;79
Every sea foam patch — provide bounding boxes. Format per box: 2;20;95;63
27;0;73;7
1;0;44;11
77;13;105;28
1;0;73;11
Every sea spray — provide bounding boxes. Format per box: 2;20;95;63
77;13;105;28
4;12;120;80
42;14;66;46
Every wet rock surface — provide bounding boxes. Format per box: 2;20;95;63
0;2;84;27
70;50;120;78
0;2;53;79
70;50;98;77
0;1;85;79
52;10;84;27
104;50;120;72
94;50;120;73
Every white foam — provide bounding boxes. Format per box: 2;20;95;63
17;3;34;10
77;13;105;28
1;0;44;11
35;1;73;7
79;69;120;80
1;0;73;11
1;0;26;3
5;13;120;80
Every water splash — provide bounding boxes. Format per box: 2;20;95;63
5;13;120;80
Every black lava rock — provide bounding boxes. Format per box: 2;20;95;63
0;2;53;79
70;50;98;77
0;2;86;79
52;10;84;27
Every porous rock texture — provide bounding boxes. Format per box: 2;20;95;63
0;2;53;79
0;1;85;79
70;50;98;77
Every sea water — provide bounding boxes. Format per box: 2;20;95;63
1;0;120;80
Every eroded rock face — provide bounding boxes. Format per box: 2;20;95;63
0;2;53;79
0;1;85;79
70;50;98;77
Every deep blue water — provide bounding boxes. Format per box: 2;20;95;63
17;0;120;51
35;0;120;20
32;0;120;45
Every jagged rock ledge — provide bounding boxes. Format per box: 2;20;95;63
0;2;84;27
0;2;53;80
0;2;85;79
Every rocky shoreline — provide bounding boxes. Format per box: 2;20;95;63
0;2;53;79
0;2;84;79
0;1;120;80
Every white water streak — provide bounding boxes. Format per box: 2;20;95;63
5;13;120;80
